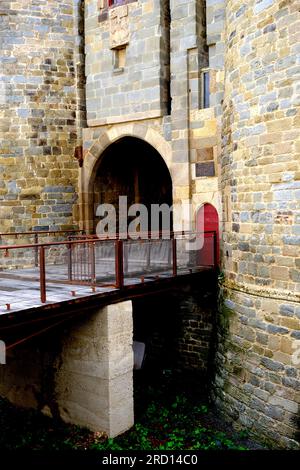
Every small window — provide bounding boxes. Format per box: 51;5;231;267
201;69;210;109
107;0;137;9
113;46;126;72
108;0;125;6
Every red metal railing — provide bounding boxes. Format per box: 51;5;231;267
0;229;85;240
0;231;218;305
0;229;85;268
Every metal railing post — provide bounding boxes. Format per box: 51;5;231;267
90;242;96;283
34;233;39;267
67;242;73;281
39;246;46;303
146;240;151;272
115;239;124;289
123;242;129;275
172;237;177;277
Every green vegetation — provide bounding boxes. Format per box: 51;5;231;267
0;371;254;451
95;392;248;451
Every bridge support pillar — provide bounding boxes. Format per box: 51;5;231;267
55;301;134;438
0;301;134;439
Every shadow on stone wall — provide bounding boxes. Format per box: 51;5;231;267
132;271;219;391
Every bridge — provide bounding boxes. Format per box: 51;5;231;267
0;229;217;314
0;230;218;438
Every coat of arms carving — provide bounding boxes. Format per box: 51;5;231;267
109;5;129;49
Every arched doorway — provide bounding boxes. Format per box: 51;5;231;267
92;137;173;234
196;203;220;267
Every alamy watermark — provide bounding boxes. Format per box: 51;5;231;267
95;196;205;251
0;340;6;365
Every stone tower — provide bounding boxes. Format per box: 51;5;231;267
215;0;300;448
0;0;85;232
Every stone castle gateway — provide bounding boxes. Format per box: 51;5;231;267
0;0;299;449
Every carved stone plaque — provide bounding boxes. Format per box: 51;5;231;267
196;161;215;177
109;5;129;49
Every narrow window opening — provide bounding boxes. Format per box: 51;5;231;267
201;69;210;109
161;0;171;115
108;0;122;6
113;46;126;73
108;0;130;6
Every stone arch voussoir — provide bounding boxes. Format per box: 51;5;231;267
82;124;172;194
80;124;173;232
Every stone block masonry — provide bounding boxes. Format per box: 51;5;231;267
85;0;170;126
0;0;86;232
1;0;299;450
82;1;299;447
219;0;300;449
0;301;134;438
132;273;217;378
55;301;134;437
214;288;300;449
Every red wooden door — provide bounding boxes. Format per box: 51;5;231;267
196;204;219;267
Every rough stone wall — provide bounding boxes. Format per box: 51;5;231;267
206;0;225;114
214;288;300;449
170;0;207;207
172;274;216;374
81;119;173;231
1;0;299;450
133;273;217;376
215;0;300;449
82;0;222;231
0;0;85;233
85;0;170;126
188;0;224;223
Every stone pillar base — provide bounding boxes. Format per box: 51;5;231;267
0;301;134;438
